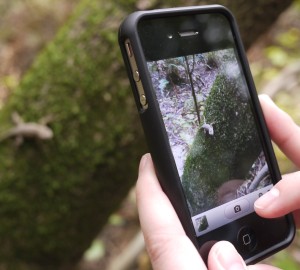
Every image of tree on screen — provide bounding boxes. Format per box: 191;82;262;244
148;49;272;217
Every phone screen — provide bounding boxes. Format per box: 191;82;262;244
139;13;273;237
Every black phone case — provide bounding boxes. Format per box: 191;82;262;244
119;5;295;264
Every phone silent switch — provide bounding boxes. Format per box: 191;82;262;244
125;42;133;57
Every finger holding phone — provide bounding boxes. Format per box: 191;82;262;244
119;5;295;267
136;95;300;269
255;95;300;227
137;154;290;270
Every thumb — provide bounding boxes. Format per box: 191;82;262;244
254;171;300;221
208;241;281;270
208;241;247;270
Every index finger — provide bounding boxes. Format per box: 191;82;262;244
259;94;300;167
136;154;207;270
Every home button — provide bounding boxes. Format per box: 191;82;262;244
237;227;257;253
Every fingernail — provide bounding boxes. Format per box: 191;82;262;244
139;153;150;171
214;242;247;270
255;187;280;210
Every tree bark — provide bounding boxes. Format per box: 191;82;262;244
0;0;292;269
210;0;292;49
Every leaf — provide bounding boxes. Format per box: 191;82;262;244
83;239;105;262
265;46;289;67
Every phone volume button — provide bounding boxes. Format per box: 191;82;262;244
134;70;140;82
140;94;147;107
124;39;148;111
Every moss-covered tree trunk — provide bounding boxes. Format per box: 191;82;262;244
0;0;292;269
182;74;262;216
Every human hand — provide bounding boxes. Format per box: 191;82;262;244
136;153;280;270
255;94;300;227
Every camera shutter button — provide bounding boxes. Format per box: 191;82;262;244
224;199;250;219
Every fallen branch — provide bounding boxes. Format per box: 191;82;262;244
106;230;145;270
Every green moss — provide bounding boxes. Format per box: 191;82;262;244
182;75;261;216
0;0;144;268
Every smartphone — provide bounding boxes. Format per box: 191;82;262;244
119;5;295;264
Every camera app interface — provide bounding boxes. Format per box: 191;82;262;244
147;49;272;236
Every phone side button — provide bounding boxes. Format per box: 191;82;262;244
125;42;133;57
134;70;140;82
140;94;147;107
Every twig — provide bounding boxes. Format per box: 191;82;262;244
248;164;269;192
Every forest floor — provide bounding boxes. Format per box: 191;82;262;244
0;1;300;270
